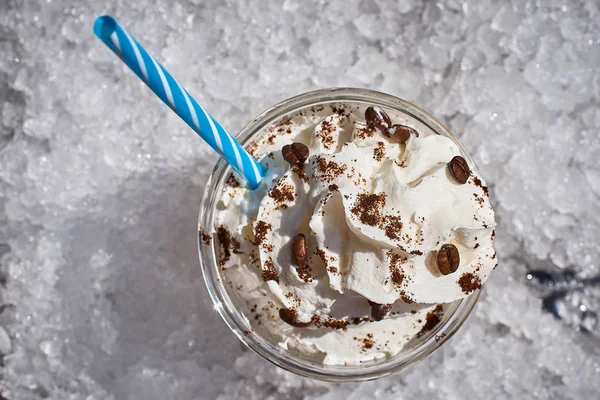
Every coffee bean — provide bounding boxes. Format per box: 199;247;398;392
448;156;470;184
282;142;309;166
370;303;392;321
437;244;460;275
291;233;307;267
279;308;313;327
387;124;418;143
365;106;391;132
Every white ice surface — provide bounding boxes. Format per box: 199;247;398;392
1;0;600;399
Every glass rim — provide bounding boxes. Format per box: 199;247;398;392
198;88;482;382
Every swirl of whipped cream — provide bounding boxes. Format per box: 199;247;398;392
216;104;496;365
254;114;496;317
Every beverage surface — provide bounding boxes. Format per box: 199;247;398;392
207;103;497;366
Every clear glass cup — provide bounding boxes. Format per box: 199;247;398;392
198;88;482;382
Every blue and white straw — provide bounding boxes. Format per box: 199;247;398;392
93;15;264;189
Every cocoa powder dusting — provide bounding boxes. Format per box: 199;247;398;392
356;126;375;139
383;215;403;240
458;272;482;294
316;316;349;331
254;221;272;247
400;294;414;304
268;179;296;205
316;248;328;266
418;304;444;336
225;173;240;188
351;193;386;226
373;142;386;161
315;156;347;182
291;164;309;182
296;266;312;282
387;251;407;286
350;193;403;240
472;176;490;196
216;226;237;266
359;333;375;350
262;258;279;283
199;230;212;245
315;119;336;150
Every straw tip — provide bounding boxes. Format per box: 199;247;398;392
93;15;117;40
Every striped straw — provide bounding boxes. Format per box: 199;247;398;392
93;15;264;189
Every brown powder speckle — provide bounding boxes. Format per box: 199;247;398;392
254;220;272;248
350;193;403;240
472;176;489;197
387;251;407;286
354;333;375;351
373;141;386;161
351;193;386;226
262;258;279;283
247;141;259;156
458;272;482;294
315;118;336;150
400;294;414;304
331;105;347;116
312;315;349;331
199;230;212;245
316;248;328;266
268;178;296;205
296;266;313;282
315;156;347;182
418;304;444;336
391;269;405;286
383;215;403;240
356;126;375;139
291;164;309;182
226;173;240;188
216;226;239;267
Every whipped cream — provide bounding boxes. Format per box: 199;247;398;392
210;103;497;366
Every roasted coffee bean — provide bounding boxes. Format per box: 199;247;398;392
365;106;392;132
437;244;460;275
387;124;418;143
279;308;313;327
370;303;392;321
282;142;310;166
291;233;307;267
448;156;470;184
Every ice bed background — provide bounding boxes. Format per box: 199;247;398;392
0;0;599;399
